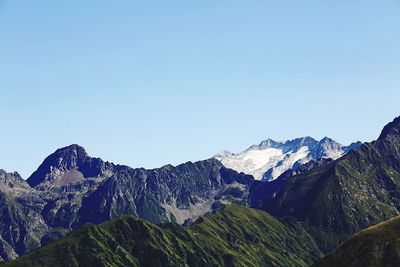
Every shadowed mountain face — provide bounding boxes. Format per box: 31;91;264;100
378;116;400;140
313;216;400;267
255;116;400;253
0;170;47;262
74;160;253;226
0;146;254;261
1;205;322;267
27;144;116;187
24;145;121;230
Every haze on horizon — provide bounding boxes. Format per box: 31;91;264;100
1;0;400;178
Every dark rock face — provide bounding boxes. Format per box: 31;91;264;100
249;158;335;211
27;144;115;187
378;115;400;140
280;158;334;180
75;160;253;225
0;170;47;261
343;141;363;153
24;145;118;230
0;147;254;261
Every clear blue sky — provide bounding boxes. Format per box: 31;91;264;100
1;0;400;178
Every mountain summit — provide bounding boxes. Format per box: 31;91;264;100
378;115;400;140
27;144;115;187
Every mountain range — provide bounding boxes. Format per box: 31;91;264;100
0;146;254;261
215;137;361;181
2;116;400;266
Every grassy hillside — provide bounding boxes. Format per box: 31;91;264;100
259;136;400;253
313;216;400;267
1;205;322;267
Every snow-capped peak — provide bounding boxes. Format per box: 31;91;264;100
214;137;361;181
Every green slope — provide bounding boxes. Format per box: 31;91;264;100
259;116;400;253
313;216;400;267
1;205;322;267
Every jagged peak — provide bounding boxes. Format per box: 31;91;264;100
284;136;318;148
0;169;30;192
214;149;234;159
0;169;21;178
343;141;363;153
253;138;279;150
318;137;341;145
255;137;319;150
296;136;318;144
292;136;316;142
378;116;400;140
0;169;24;182
34;144;90;172
26;144;111;187
53;144;88;157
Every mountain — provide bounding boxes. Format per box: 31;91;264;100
0;146;254;260
1;205;322;267
0;170;48;261
27;144;116;187
313;216;400;267
25;145;120;230
254;116;400;253
73;159;253;226
378;116;400;140
215;137;361;181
